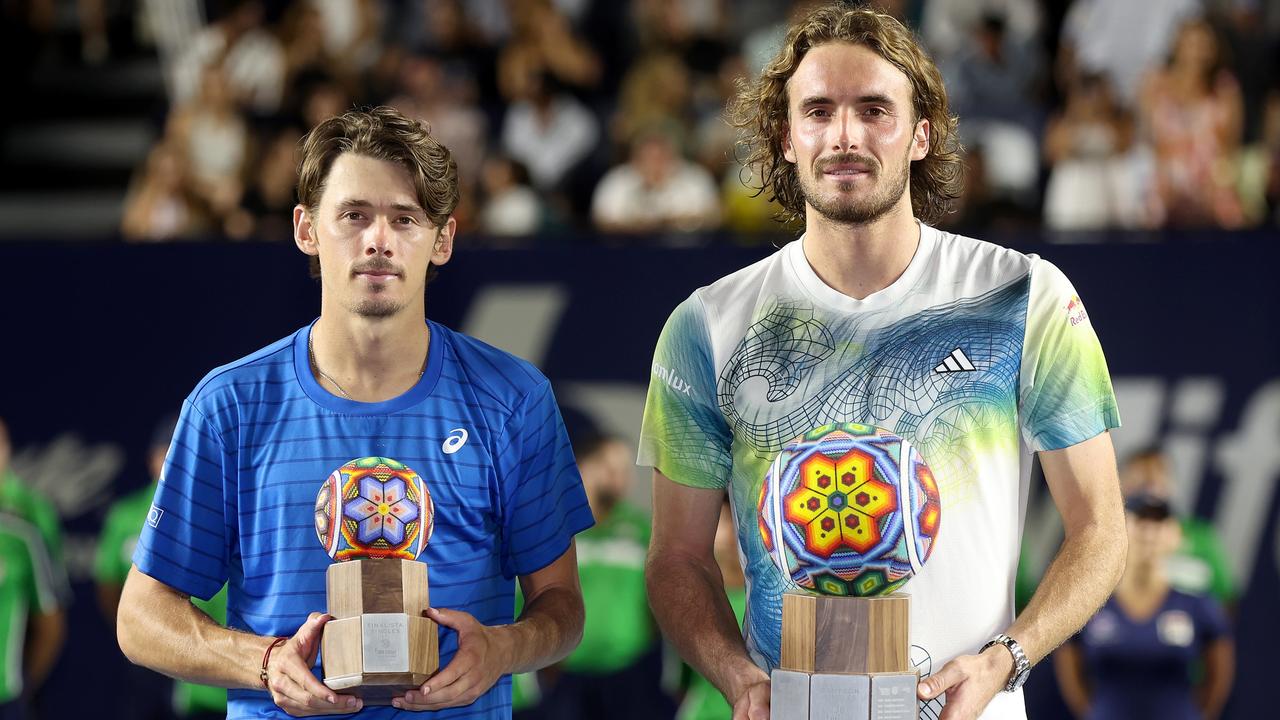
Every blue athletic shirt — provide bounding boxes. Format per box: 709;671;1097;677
1074;589;1230;720
134;320;595;719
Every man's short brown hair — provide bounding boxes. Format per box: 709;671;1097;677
296;106;459;279
727;3;963;226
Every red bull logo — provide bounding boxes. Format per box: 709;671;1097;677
1066;295;1088;326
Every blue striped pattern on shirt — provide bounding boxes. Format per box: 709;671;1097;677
134;320;595;719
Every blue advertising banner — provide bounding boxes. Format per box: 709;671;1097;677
1;235;1276;718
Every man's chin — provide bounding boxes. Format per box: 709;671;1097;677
352;298;406;318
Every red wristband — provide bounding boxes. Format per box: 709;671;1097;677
260;637;288;688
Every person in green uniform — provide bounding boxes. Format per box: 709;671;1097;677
0;417;67;715
676;497;746;720
1120;448;1237;606
536;406;673;720
0;512;62;720
95;415;228;720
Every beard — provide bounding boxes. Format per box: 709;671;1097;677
799;147;912;225
349;258;410;318
352;296;407;318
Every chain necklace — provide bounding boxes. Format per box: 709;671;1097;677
308;327;429;400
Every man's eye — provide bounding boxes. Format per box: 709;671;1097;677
864;107;886;117
396;216;417;225
808;109;831;118
343;211;364;221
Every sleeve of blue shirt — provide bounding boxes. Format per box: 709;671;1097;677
132;398;232;601
496;380;594;579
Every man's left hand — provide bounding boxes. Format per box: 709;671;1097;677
918;646;1013;720
393;607;512;712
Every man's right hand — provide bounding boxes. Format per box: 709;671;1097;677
730;668;771;720
263;612;362;716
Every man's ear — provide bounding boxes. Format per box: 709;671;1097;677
782;123;797;164
430;217;457;267
911;118;930;162
294;205;319;257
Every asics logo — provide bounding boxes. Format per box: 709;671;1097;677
442;428;469;455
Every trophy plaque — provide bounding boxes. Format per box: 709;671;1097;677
757;424;943;720
313;456;439;703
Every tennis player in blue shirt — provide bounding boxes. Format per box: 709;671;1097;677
117;107;595;719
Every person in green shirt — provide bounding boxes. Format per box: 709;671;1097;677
1016;446;1238;614
676;497;746;720
1120;448;1237;606
0;417;67;716
94;414;228;720
0;512;62;720
532;405;673;719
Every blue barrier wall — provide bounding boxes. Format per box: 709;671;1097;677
1;236;1276;718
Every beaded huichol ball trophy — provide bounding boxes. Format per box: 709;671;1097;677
761;424;942;720
313;457;439;702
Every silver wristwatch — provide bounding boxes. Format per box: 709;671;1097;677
980;633;1030;692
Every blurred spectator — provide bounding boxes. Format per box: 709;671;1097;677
612;52;694;152
309;0;382;76
1120;448;1237;606
0;418;67;716
1043;72;1139;230
170;0;285;115
920;0;1040;64
674;496;745;720
0;512;62;719
95;414;228;720
226;126;303;241
592;130;721;235
395;0;502;110
499;46;600;194
0;420;68;595
120;142;207;242
1058;0;1202;109
534;406;672;720
1137;18;1245;228
1053;493;1234;720
504;0;602;93
391;55;488;191
167;65;251;223
1221;1;1280;224
691;53;748;175
479;154;545;238
943;12;1043;206
279;2;328;82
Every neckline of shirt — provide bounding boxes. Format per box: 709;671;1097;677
785;219;937;312
293;319;444;415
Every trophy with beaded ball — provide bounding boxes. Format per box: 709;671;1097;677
759;424;942;720
313;456;439;703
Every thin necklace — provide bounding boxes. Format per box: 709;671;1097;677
308;327;429;400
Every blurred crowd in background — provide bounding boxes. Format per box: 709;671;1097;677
4;0;1280;244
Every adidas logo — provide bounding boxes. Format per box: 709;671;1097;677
934;348;976;374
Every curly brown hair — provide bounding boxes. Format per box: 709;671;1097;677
727;4;962;226
296;106;459;280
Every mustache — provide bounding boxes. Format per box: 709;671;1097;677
815;153;879;173
351;258;403;276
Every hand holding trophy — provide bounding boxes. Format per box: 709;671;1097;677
759;424;942;720
313;456;439;704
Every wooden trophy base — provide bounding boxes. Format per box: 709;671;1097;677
771;592;918;720
321;558;439;704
